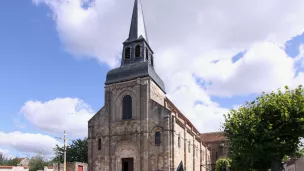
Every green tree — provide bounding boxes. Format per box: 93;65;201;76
53;138;88;163
0;154;19;166
0;153;6;165
6;158;19;166
223;85;304;171
29;153;49;171
215;158;232;171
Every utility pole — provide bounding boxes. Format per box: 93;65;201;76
55;131;70;171
64;131;67;171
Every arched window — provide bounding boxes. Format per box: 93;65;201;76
98;138;101;150
135;45;141;58
124;47;131;60
155;131;161;146
178;136;181;148
122;95;132;120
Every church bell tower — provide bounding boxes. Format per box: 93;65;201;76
88;1;174;171
105;0;165;93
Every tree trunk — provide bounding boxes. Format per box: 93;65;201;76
271;160;282;171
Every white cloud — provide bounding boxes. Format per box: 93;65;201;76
206;42;296;97
0;132;60;155
33;0;119;67
20;98;94;138
33;0;304;132
0;148;9;155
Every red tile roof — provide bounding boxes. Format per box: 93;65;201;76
0;166;14;169
200;132;227;143
0;166;28;169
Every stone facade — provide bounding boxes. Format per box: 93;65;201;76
88;77;211;171
88;1;211;170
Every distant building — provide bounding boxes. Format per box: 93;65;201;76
284;157;304;171
201;132;229;171
16;158;29;167
44;165;53;171
50;162;87;171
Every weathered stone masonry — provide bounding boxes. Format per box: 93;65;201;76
87;0;211;170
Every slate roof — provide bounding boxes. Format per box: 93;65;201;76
105;62;166;93
127;0;148;42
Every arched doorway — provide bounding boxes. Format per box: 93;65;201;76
114;141;140;171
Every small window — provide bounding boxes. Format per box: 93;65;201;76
202;150;204;161
178;136;181;148
145;48;149;62
98;138;101;150
122;95;132;120
135;45;141;58
155;131;161;146
188;141;191;153
124;47;131;60
151;56;154;66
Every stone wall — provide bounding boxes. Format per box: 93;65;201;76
166;98;211;171
0;166;28;171
52;163;87;171
150;80;165;105
88;77;211;171
194;138;200;171
88;77;172;171
173;121;185;168
171;116;210;171
185;130;193;171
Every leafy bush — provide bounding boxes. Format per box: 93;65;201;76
215;158;231;171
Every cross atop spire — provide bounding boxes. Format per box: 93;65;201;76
127;0;148;42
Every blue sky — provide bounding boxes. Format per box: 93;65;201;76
1;0;304;157
0;1;108;157
1;1;107;131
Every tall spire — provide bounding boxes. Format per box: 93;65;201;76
105;0;166;93
128;0;148;42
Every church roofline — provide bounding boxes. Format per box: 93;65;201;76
165;97;201;136
105;62;166;93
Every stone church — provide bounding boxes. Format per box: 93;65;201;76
88;0;211;170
